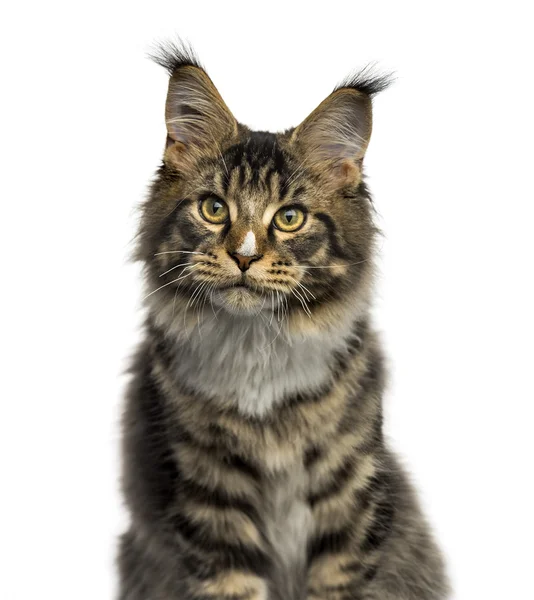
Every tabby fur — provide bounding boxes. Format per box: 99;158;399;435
118;42;449;600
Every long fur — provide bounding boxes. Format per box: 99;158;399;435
117;42;449;600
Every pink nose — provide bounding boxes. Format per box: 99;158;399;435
229;252;262;272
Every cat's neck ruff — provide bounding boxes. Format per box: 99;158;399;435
154;301;366;418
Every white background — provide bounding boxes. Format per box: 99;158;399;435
1;2;533;599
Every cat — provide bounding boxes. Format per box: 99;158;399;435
118;42;449;600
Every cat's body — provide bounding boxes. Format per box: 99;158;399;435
118;44;449;600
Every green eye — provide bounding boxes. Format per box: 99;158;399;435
273;206;306;232
199;197;229;224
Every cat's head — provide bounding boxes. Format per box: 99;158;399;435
137;43;390;332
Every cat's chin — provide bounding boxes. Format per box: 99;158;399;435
212;286;270;316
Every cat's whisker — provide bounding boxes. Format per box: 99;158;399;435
261;304;286;350
208;283;219;320
291;259;369;269
183;280;204;338
194;281;211;337
269;292;275;326
159;261;191;277
199;282;209;314
288;277;316;301
213;138;229;177
189;283;203;308
253;294;267;319
189;280;209;310
292;265;336;269
143;265;200;299
290;287;312;318
197;281;211;313
285;161;306;187
298;285;315;302
154;250;206;256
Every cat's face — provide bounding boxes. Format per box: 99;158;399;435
138;53;385;326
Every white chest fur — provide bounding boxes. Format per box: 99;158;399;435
166;312;352;417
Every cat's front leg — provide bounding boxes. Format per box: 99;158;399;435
185;569;269;600
304;443;385;600
169;443;272;600
307;550;376;600
167;485;271;600
118;527;270;600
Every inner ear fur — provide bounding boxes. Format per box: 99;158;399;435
291;88;373;187
164;65;238;169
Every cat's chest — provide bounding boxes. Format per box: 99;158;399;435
261;463;313;598
171;316;342;417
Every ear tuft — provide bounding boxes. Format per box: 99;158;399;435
334;64;394;97
150;38;238;167
292;65;392;188
148;39;203;75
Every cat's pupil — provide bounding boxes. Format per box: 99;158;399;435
285;210;295;223
213;201;222;214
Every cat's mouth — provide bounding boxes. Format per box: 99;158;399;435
222;282;249;289
212;281;270;315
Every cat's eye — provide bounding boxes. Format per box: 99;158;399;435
272;206;306;232
199;197;229;224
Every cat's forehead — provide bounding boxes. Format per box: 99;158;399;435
204;130;306;214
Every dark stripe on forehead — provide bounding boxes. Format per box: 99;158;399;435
291;185;306;202
238;164;247;187
264;167;276;196
279;175;290;200
213;171;227;197
246;131;286;170
223;132;291;197
221;170;231;196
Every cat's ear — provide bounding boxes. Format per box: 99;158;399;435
291;70;391;188
152;44;238;169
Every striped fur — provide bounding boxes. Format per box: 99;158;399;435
118;44;449;600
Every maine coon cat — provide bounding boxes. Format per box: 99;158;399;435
118;43;449;600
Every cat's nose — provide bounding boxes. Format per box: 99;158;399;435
229;252;263;272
